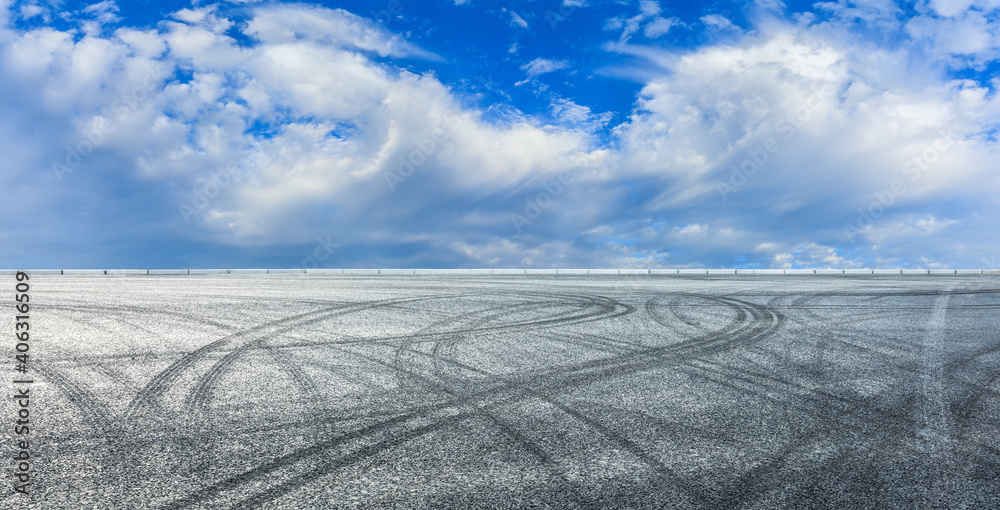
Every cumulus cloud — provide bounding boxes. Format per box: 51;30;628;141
1;0;998;268
643;17;680;38
604;1;680;43
0;2;604;259
604;20;1000;267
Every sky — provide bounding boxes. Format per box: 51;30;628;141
0;0;998;269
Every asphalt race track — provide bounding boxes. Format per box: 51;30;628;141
6;274;1000;509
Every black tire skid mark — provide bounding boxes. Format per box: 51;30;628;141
784;292;926;341
772;287;1000;508
160;294;715;508
648;294;748;348
38;308;157;393
419;293;752;392
440;293;784;414
391;338;707;506
28;305;235;499
686;357;917;434
674;339;941;508
795;287;1000;443
427;298;574;381
183;294;474;413
30;363;121;499
779;436;899;509
49;305;171;349
778;291;967;413
579;294;780;378
161;348;592;509
225;410;586;510
667;295;716;330
281;291;635;351
172;286;992;510
710;437;828;510
261;343;321;402
934;280;1000;442
386;293;782;505
391;296;560;389
31;363;106;432
126;296;439;421
951;371;1000;434
325;291;633;396
699;352;915;424
424;294;623;387
161;293;773;508
264;327;709;508
37;302;237;333
541;330;641;356
672;359;927;509
943;336;1000;433
776;287;1000;299
755;294;898;383
780;293;928;365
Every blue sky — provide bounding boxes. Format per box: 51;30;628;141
1;0;998;269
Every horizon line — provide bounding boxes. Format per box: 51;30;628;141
5;268;999;276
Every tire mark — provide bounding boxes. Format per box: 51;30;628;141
286;292;635;351
162;293;743;508
184;294;472;412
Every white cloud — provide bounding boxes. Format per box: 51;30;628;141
549;98;614;133
643;17;680;38
604;1;676;43
1;1;1000;268
172;6;232;33
242;4;438;59
83;0;119;21
769;242;866;268
0;3;605;251
755;0;786;11
701;14;739;31
505;9;528;29
639;1;661;17
675;224;706;235
607;21;1000;266
520;58;571;78
20;4;43;19
927;0;976;17
906;10;1000;63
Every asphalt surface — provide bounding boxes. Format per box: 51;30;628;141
5;275;1000;509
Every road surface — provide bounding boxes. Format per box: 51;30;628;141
6;274;1000;508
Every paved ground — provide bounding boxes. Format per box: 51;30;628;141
5;275;1000;509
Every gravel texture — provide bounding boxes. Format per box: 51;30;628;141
4;274;1000;509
